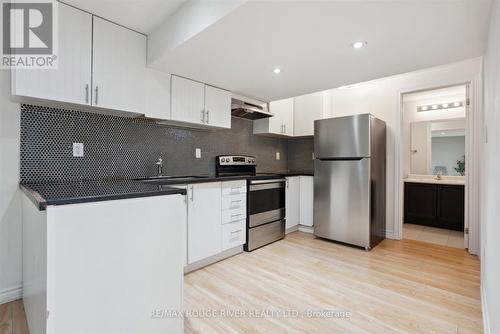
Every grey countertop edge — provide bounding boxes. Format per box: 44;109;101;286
19;183;188;211
19;171;314;211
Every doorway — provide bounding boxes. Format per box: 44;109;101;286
400;85;468;249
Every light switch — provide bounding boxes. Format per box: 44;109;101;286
72;143;84;157
195;148;201;159
276;152;280;160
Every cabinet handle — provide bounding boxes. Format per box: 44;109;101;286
200;110;205;123
230;229;242;235
206;110;210;124
286;179;289;188
231;213;242;218
284;124;286;134
85;84;89;104
95;86;99;105
190;185;194;201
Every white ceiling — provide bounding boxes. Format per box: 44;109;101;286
62;0;187;33
151;0;491;101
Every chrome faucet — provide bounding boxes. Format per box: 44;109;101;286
156;153;164;177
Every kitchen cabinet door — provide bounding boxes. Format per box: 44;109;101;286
187;182;222;264
171;75;206;125
92;17;147;113
299;176;314;226
11;3;92;105
285;177;300;230
144;68;171;120
253;98;293;136
294;92;324;136
204;85;231;128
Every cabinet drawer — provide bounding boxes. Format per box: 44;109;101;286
222;206;246;224
222;181;247;196
222;220;246;250
221;193;246;210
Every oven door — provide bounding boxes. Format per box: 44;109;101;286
248;179;286;227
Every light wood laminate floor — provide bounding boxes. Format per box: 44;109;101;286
185;232;481;334
1;232;481;334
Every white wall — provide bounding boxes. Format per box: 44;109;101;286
327;57;482;238
481;0;500;332
431;136;465;176
0;69;22;304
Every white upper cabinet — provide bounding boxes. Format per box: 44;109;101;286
254;97;294;136
204;85;231;128
144;68;171;120
171;75;231;128
11;3;92;105
92;17;147;114
294;91;325;136
171;75;206;125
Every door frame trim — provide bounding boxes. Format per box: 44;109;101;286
394;75;482;256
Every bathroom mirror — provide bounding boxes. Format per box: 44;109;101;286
410;118;465;176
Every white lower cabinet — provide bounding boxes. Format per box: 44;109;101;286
300;176;314;227
22;194;186;334
187;182;222;264
222;220;246;251
221;180;247;250
285;177;300;230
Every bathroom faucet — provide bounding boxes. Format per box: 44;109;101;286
156;153;164;177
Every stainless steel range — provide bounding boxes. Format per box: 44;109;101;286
216;155;286;251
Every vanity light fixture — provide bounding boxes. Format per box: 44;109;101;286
417;100;464;112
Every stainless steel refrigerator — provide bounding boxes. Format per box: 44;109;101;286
313;114;386;250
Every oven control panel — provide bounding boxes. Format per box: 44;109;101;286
217;155;256;166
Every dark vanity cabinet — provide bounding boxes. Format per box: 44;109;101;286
404;182;464;231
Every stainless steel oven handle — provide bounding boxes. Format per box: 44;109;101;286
250;179;286;184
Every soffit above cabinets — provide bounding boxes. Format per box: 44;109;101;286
62;0;188;34
148;0;491;102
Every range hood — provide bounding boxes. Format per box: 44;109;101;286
231;99;273;120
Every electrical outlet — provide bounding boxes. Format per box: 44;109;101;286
195;148;201;159
276;152;280;160
72;143;84;157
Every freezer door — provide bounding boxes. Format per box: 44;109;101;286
314;114;371;159
313;158;370;248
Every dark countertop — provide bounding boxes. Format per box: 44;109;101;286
20;171;314;211
20;180;188;211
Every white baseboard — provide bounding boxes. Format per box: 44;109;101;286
286;225;299;234
298;225;314;234
481;284;491;334
385;229;395;239
0;285;22;305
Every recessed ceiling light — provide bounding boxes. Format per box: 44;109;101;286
442;103;449;108
273;68;281;74
431;105;438;109
453;101;461;107
352;41;367;49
